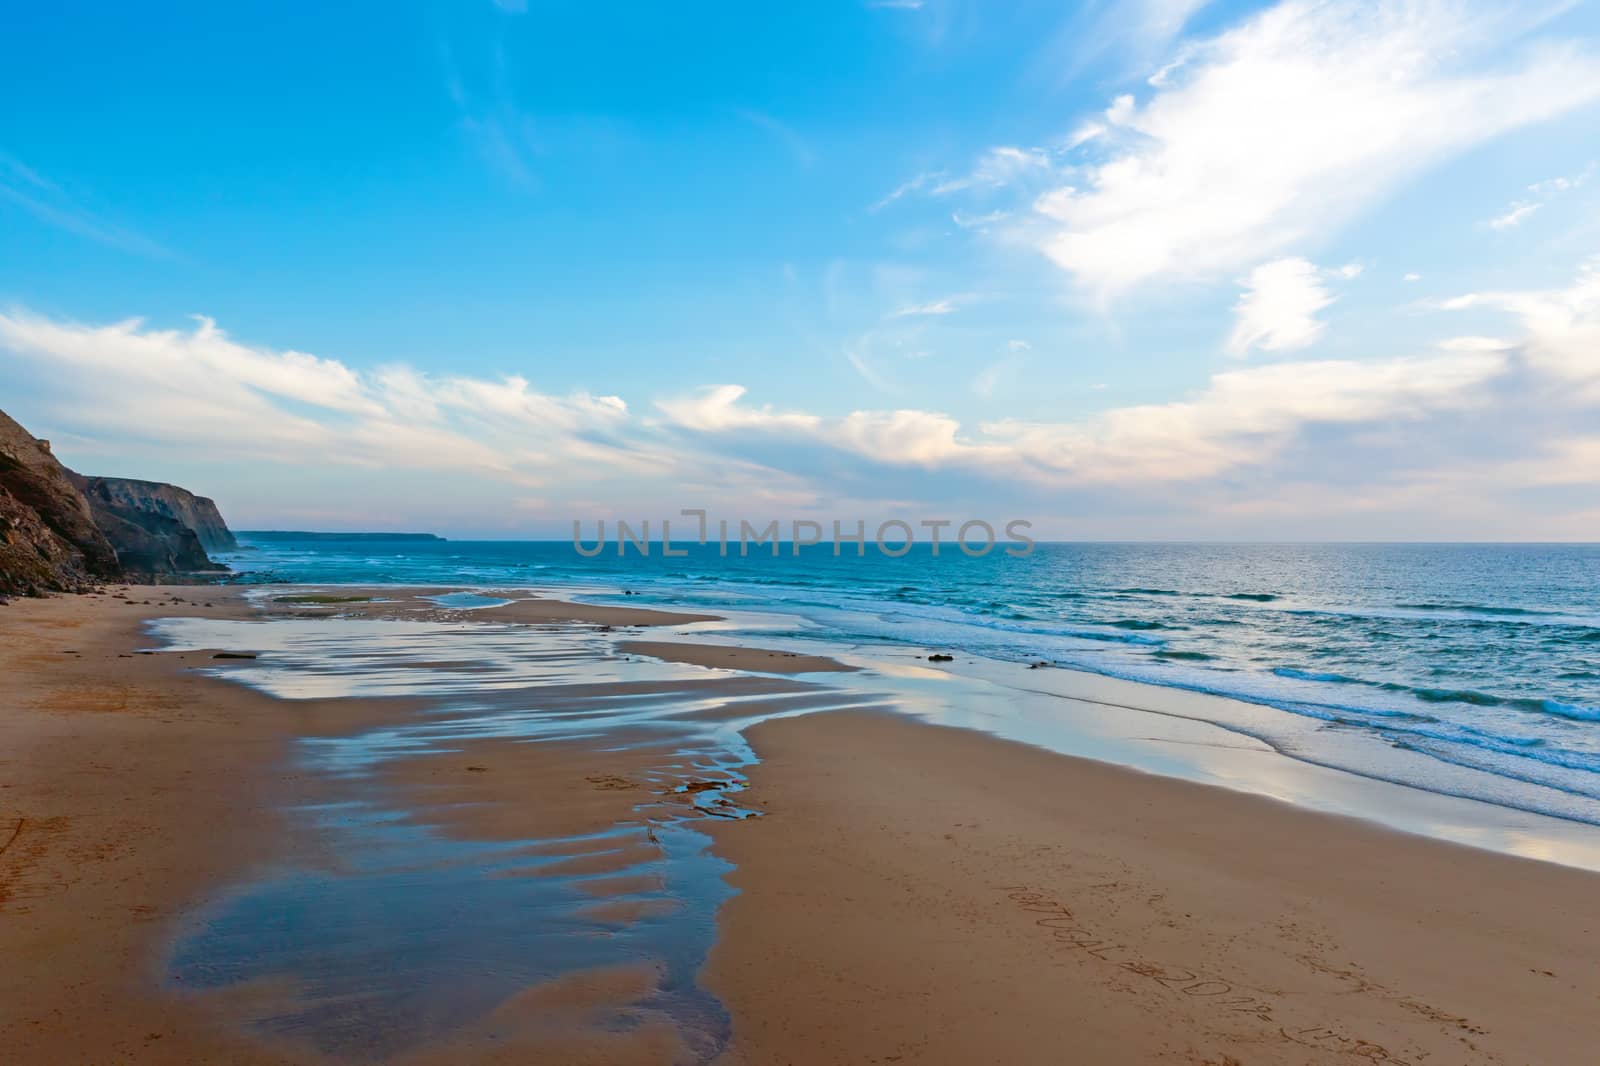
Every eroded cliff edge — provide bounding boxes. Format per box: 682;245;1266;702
0;408;234;597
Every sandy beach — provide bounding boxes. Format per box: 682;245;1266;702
4;588;1599;1064
707;712;1600;1065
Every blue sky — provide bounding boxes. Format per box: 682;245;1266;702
3;0;1599;538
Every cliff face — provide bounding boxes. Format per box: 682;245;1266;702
0;486;99;596
75;479;224;575
0;408;235;596
0;409;121;596
83;477;238;553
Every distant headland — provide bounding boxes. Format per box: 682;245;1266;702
240;531;446;543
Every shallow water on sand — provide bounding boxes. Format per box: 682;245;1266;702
153;611;882;1060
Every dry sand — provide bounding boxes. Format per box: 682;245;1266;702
5;591;1599;1065
706;710;1600;1066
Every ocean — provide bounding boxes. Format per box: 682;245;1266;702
215;536;1600;827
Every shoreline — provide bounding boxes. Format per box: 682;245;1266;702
5;585;1600;1062
595;624;1600;870
215;573;1600;842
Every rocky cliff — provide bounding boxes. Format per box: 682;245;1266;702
75;476;225;576
83;477;238;552
0;408;234;597
0;409;121;596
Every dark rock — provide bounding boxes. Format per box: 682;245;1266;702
75;475;231;574
928;653;955;662
1;409;120;596
1;407;236;597
76;496;220;576
82;477;237;552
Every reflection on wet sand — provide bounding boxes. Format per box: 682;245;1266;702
153;604;883;1061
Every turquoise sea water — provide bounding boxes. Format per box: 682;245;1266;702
217;536;1600;824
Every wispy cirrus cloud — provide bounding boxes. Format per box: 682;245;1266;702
0;152;170;259
1488;201;1542;230
890;297;958;318
873;146;1052;210
734;108;815;166
1487;165;1592;229
1032;0;1216;84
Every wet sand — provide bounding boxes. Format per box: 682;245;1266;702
619;640;860;675
269;586;721;628
5;590;1600;1064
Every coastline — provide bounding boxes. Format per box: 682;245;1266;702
4;586;1599;1063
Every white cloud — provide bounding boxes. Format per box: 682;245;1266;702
1489;201;1541;229
656;340;1509;484
1105;93;1138;125
1487;165;1593;229
836;409;978;465
654;384;820;433
952;209;1009;229
1530;170;1592;196
650;259;1600;497
1441;257;1600;397
1226;257;1335;356
933;146;1052;197
1038;0;1215;86
0;310;644;486
872;172;938;211
1404;272;1423;282
1028;1;1600;293
987;348;1507;482
877;147;1052;210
